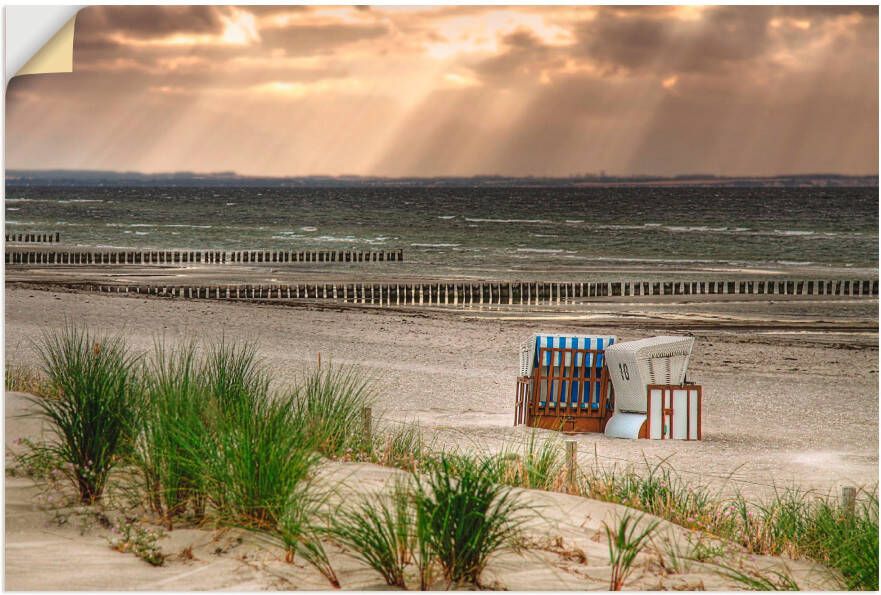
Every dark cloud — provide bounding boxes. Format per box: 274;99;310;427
471;29;556;84
574;6;775;75
259;23;389;55
778;5;878;19
76;6;227;39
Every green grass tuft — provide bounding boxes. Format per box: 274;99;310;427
31;324;141;504
133;340;210;527
486;431;565;491
330;481;415;588
290;365;375;458
604;511;660;590
413;453;528;586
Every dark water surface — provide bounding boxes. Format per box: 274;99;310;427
5;185;878;277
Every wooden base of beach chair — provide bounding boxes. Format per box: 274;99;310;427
527;413;609;434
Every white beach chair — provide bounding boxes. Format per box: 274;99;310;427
603;336;700;439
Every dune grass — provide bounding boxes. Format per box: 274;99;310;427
202;393;319;528
200;340;271;417
712;561;801;591
580;457;716;531
134;340;210;526
579;459;879;590
604;511;660;590
330;481;415;588
330;455;530;589
413;453;528;586
31;325;141;504
5;362;52;396
715;488;879;590
485;431;565;491
290;365;376;458
371;420;427;470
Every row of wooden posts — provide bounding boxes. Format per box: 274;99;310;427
86;278;878;305
6;233;60;243
5;248;404;265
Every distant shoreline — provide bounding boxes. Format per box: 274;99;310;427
5;170;878;188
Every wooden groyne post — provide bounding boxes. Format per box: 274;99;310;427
5;248;405;265
65;277;881;307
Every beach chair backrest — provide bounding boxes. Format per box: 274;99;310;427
604;336;695;413
527;334;616;411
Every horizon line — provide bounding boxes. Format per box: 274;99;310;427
6;168;879;180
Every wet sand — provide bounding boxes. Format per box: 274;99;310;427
5;286;878;499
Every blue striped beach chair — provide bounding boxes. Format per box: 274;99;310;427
514;334;617;432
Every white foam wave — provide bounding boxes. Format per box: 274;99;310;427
774;229;814;236
314;235;357;243
464;218;550;224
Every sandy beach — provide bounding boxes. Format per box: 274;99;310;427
6;286;878;498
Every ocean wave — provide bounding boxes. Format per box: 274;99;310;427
591;223;856;239
776;260;815;266
437;215;456;220
411;243;461;248
773;229;814;236
300;226;318;232
516;248;564;253
577;255;728;264
464;217;550;224
314;235;358;243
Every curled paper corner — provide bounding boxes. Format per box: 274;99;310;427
15;14;77;78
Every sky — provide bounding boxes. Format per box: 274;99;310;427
6;5;879;177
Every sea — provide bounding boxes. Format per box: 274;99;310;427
5;185;878;280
